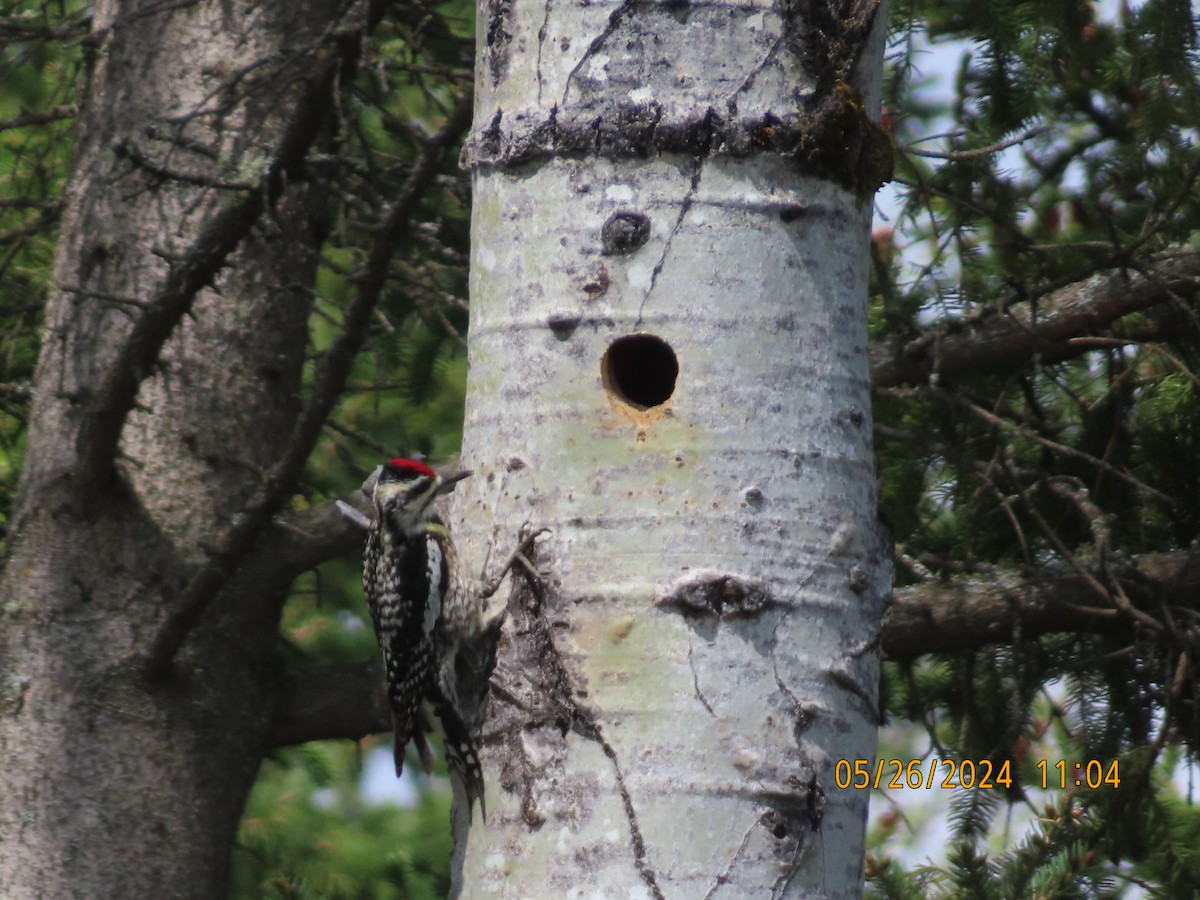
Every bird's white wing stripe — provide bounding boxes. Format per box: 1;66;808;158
423;537;442;636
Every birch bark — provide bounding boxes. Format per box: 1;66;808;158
451;1;893;896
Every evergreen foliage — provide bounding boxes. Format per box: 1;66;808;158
871;0;1200;894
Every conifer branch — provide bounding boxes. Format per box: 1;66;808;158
872;247;1200;389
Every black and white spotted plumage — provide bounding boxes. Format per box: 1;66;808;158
362;457;486;816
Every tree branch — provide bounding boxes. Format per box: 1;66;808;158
231;496;368;603
0;105;75;132
882;550;1195;662
0;14;90;40
871;247;1200;388
142;92;475;682
271;661;390;748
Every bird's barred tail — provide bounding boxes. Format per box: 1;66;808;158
392;713;435;777
384;639;429;777
436;701;486;820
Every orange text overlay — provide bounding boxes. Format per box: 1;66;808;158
835;758;1121;790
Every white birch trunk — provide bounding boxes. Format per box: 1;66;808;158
451;2;892;896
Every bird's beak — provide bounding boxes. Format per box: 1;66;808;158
436;469;473;495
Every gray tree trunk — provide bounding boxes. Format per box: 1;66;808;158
450;1;892;897
0;2;354;896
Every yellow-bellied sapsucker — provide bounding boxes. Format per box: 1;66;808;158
362;457;485;814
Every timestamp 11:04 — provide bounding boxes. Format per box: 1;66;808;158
1037;759;1121;789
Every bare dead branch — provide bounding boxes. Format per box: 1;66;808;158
873;422;1040;482
0;105;75;132
0;198;61;211
899;123;1049;161
0;15;90;41
112;140;256;190
1060;337;1200;388
951;390;1175;507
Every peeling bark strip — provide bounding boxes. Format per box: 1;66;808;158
473;549;665;899
464;0;892;197
463;101;892;198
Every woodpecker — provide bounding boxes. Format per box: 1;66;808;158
362;457;486;815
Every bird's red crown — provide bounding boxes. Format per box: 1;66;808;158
384;457;437;480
